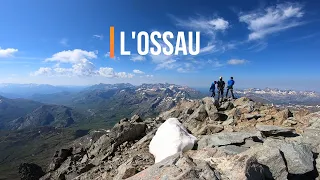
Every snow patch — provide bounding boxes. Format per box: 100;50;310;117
149;118;197;163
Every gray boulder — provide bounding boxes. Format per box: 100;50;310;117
47;148;73;171
130;114;143;123
219;101;234;111
196;124;224;135
256;124;296;137
127;153;221;180
218;145;249;155
114;153;154;179
280;143;314;175
203;97;219;121
109;122;146;143
274;108;293;124
198;131;263;149
241;144;288;180
244;113;264;120
189;104;208;122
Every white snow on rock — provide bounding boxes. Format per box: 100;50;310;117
149;118;197;163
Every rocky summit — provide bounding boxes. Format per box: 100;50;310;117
33;97;320;180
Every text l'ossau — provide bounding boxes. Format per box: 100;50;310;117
109;26;200;58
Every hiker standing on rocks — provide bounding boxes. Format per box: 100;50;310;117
209;81;217;97
217;77;225;102
226;77;235;99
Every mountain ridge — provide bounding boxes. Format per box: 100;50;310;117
30;97;320;180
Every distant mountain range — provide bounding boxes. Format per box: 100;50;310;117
0;96;42;129
0;96;85;130
235;88;320;106
1;83;319;106
31;83;203;126
1;83;320;131
9;105;84;130
0;83;85;98
0;83;203;130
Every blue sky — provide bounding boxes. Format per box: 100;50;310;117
0;0;319;90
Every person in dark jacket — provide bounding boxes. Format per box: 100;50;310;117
226;77;235;99
209;81;217;97
217;77;225;101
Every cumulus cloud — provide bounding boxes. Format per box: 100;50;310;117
31;67;53;76
133;69;145;74
0;47;18;58
130;54;146;62
227;59;249;65
31;49;132;78
45;49;97;64
239;2;305;40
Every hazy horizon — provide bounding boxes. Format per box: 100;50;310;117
0;82;319;93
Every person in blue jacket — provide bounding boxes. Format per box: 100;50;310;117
226;77;235;99
209;81;217;97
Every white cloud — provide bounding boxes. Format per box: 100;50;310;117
93;34;104;40
177;63;196;73
45;49;97;64
172;15;234;54
130;54;146;62
247;41;268;52
155;59;177;70
98;67;134;78
239;2;305;40
209;18;229;30
32;49;132;78
31;67;53;76
116;72;134;78
149;54;169;64
0;47;18;58
133;69;145;74
287;33;319;42
207;60;224;68
59;38;69;46
149;54;178;70
173;15;229;37
200;44;216;54
227;59;249;65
